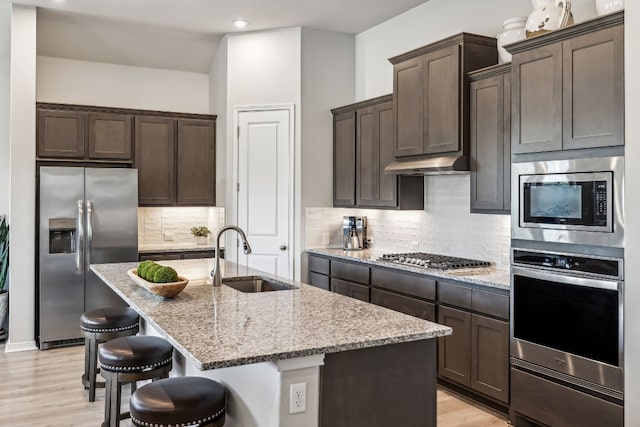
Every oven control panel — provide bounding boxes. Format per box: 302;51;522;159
513;249;622;279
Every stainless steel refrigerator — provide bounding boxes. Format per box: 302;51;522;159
38;167;138;349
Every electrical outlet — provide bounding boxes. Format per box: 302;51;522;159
163;232;174;241
410;241;420;250
322;232;330;245
289;382;306;414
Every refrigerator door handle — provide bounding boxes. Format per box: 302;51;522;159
87;200;93;266
77;200;84;272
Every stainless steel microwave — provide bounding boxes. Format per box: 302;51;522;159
512;157;624;247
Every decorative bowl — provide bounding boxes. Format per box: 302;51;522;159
127;269;189;299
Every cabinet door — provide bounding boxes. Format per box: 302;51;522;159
135;116;176;206
512;43;563;153
356;106;377;206
177;119;216;206
424;45;460;154
438;305;471;386
87;113;133;160
309;272;330;291
393;57;423;157
333;111;356;206
471;314;509;403
562;26;624;150
470;74;505;213
376;102;398;207
503;73;511;212
37;109;85;158
331;278;370;302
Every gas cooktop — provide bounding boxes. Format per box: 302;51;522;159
378;252;491;270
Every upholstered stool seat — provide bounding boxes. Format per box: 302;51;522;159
80;307;140;402
130;377;226;427
99;335;173;427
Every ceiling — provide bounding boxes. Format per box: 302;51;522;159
16;0;430;73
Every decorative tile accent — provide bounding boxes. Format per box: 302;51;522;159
306;175;511;269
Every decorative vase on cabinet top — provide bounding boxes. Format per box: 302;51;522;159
526;0;574;38
595;0;624;15
497;17;527;63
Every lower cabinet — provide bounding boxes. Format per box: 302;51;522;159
371;288;436;322
139;249;220;261
438;305;509;404
331;278;370;302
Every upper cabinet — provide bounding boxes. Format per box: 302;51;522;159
37;103;216;207
509;12;624;154
469;64;511;214
37;105;132;161
332;96;424;210
389;34;498;158
136;116;216;207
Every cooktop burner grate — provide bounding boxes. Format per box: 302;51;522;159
378;252;491;270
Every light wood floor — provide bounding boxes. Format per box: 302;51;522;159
0;343;508;426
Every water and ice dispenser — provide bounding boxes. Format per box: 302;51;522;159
48;218;77;254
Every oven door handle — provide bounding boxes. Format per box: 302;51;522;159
512;266;621;291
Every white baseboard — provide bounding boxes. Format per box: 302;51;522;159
4;340;38;353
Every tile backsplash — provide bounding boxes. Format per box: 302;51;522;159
138;207;226;246
306;175;511;269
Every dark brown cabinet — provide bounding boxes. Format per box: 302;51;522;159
332;96;423;209
308;254;330;290
177;119;216;206
509;13;624;154
389;34;498;158
437;281;510;404
37;106;132;161
469;64;511;214
135;116;216;207
136;116;176;206
139;249;220;261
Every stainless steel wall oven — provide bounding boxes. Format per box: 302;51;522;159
511;248;624;399
512;156;624;247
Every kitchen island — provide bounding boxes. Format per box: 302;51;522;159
91;258;451;427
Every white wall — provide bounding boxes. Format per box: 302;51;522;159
7;4;37;351
36;56;210;114
0;1;9;217
355;0;597;99
210;36;228;206
624;0;640;423
299;28;355;278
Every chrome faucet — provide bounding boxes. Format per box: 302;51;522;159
210;225;252;287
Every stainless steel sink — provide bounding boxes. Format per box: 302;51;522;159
222;277;298;293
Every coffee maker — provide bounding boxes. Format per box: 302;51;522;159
342;216;367;251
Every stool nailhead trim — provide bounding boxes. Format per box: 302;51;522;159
100;357;172;372
81;322;139;333
132;407;224;427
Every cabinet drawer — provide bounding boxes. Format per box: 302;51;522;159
472;288;509;320
331;278;370;302
309;272;330;291
511;368;623;427
371;268;436;301
371;288;435;322
309;255;330;275
438;282;472;310
331;260;370;285
139;253;182;261
183;251;216;260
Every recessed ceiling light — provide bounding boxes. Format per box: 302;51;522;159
233;20;249;29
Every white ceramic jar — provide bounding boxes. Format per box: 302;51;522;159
497;17;528;63
595;0;624;15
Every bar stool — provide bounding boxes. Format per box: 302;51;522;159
99;335;173;427
80;307;140;402
130;377;226;427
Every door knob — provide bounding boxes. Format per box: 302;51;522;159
279;245;287;251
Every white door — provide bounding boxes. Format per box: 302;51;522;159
236;108;293;279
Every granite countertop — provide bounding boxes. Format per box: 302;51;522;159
138;243;221;253
91;259;451;371
306;248;510;290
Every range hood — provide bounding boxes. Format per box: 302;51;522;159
384;155;470;176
